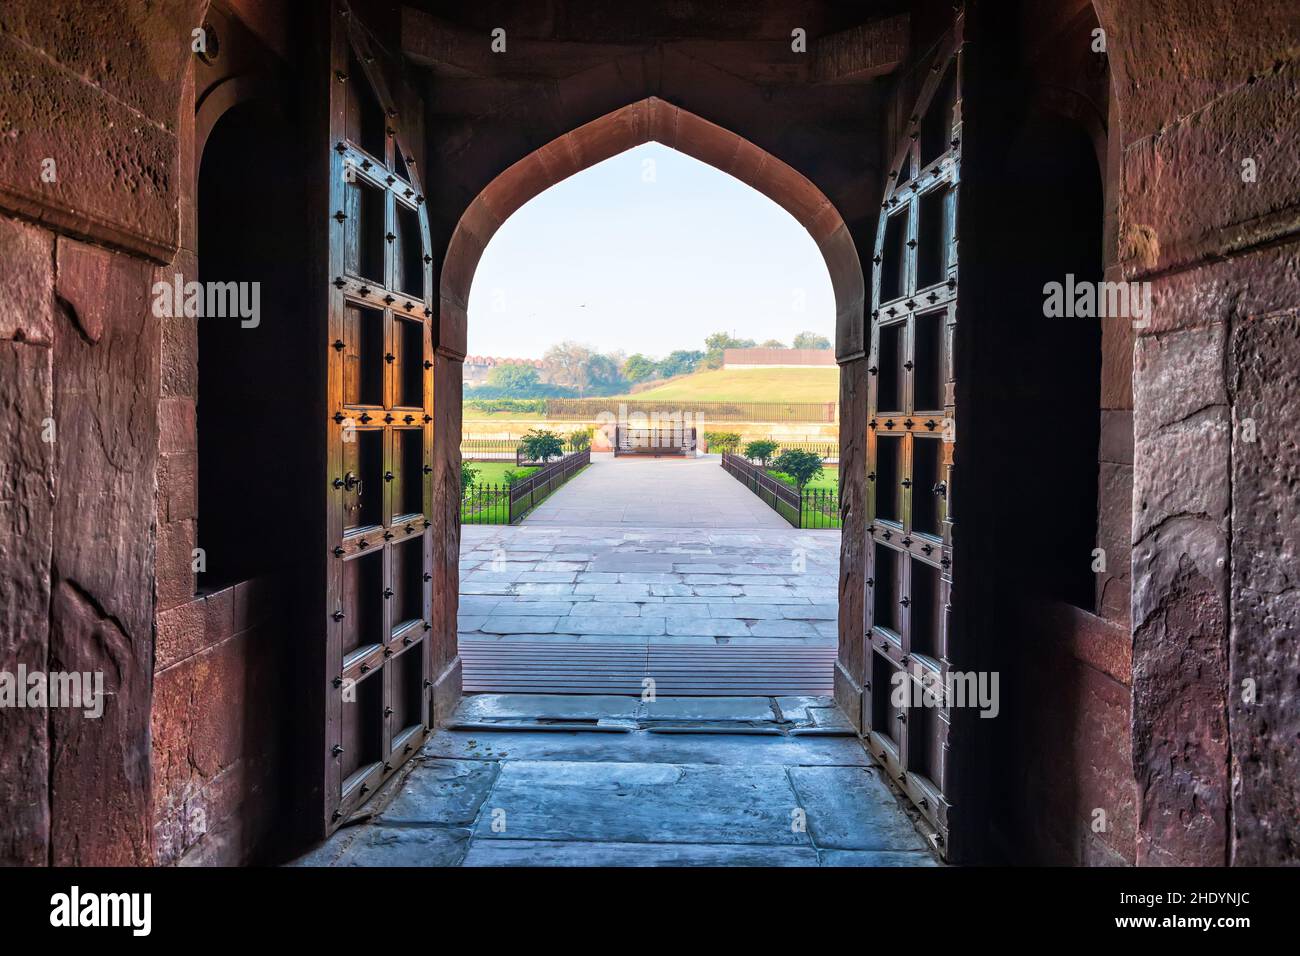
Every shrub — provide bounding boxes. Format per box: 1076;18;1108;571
462;398;547;415
770;449;824;491
520;428;566;462
704;431;741;453
461;461;478;493
743;439;780;467
566;427;593;452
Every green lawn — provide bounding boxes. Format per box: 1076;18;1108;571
464;462;537;486
768;464;839;491
620;367;838;403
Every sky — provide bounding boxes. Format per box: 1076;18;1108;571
465;143;836;360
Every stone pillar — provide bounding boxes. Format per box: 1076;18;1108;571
430;299;467;726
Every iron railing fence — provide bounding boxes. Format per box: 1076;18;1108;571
541;399;836;423
461;438;520;461
720;453;841;529
775;440;840;463
459;449;591;525
460;482;512;524
721;453;801;526
508;450;591;522
799;487;842;529
461;437;590;463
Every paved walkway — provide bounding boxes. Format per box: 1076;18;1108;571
524;453;790;528
294;694;937;867
460;455;839;692
459;524;839;647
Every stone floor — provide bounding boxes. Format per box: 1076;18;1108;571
293;694;938;867
523;453;791;528
459;524;840;646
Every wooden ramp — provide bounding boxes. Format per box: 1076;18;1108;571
460;640;837;696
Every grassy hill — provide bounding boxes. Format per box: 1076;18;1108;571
619;367;838;403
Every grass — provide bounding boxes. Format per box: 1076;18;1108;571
619;367;839;403
463;462;538;485
768;464;839;491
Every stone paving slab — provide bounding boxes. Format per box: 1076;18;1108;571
786;766;931;851
461;839;821;867
378;759;501;827
455;694;642;724
292;693;935;867
423;727;875;767
473;760;809;846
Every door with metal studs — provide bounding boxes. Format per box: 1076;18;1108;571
865;28;963;855
323;6;435;831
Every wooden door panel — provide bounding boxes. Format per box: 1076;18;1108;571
866;26;964;856
324;7;433;831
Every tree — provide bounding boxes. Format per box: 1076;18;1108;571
542;341;626;395
543;341;594;392
584;352;625;394
792;331;832;350
743;439;779;467
486;363;541;394
771;449;824;492
461;461;479;493
520;428;565;463
658;350;703;378
622;353;658;383
703;331;756;368
760;339;787;349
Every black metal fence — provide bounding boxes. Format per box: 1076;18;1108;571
774;440;840;463
460;481;512;524
542;399;837;423
508;450;591;522
460;450;591;525
799;487;842;529
460;437;590;463
460;438;519;461
720;453;841;529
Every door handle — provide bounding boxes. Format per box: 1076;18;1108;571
343;471;362;493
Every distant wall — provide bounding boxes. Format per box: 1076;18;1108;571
723;347;836;368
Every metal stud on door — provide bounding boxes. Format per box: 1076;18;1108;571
324;4;434;831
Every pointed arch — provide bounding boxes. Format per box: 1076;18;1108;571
437;96;864;362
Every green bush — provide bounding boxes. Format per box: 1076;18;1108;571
520;428;566;462
743;438;779;467
463;398;547;415
704;431;741;453
566;427;593;452
461;461;478;493
770;449;824;491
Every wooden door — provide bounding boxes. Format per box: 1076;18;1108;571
865;27;963;855
323;6;434;830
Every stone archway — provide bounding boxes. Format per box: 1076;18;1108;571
426;96;865;726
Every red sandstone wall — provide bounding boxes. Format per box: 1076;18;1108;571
1095;0;1300;866
0;0;205;866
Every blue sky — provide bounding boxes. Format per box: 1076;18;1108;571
466;143;835;359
